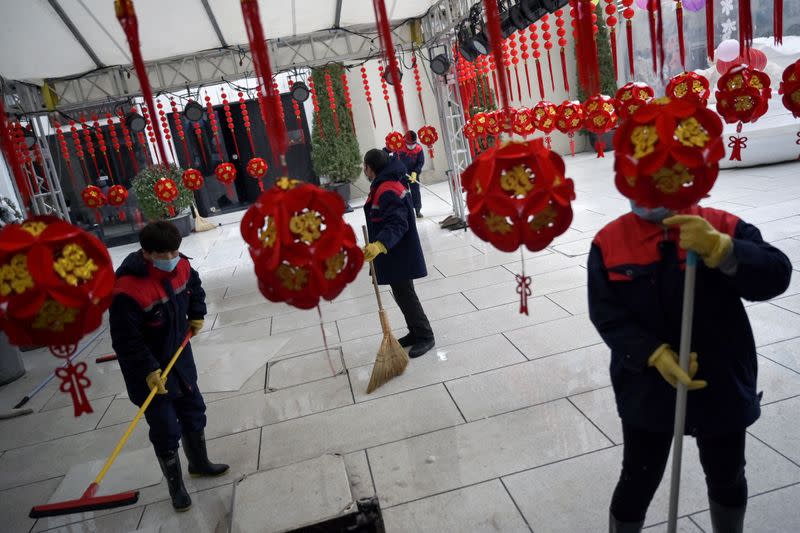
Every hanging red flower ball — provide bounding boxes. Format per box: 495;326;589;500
512;108;536;137
715;65;772;161
385;131;405;152
461;139;575;254
779;60;800;117
485;112;502;137
463;121;477;141
583;94;620;157
240;177;364;309
154;177;179;204
555;100;586;156
106;185;128;207
666;72;711;104
417;126;439;157
614;82;655;121
532;102;558;135
247;157;269;179
613;97;724;210
81;186;106;209
181;168;205;191
215;162;237;185
0;216;114;416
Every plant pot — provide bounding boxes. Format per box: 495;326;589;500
326;182;354;213
0;332;25;386
170;210;193;238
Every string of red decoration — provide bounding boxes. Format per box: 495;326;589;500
70;121;90;178
341;72;356;131
621;0;635;76
156;102;175;162
91;115;115;184
412;55;427;122
308;77;324;139
604;0;619;80
570;0;601;97
774;0;783;46
555;9;570;92
325;72;340;134
141;104;159;164
706;0;715;60
117;109;139;173
509;33;522;103
53;121;78;189
221;92;240;158
674;0;685;70
378;64;394;128
170;99;192;165
739;0;753;58
372;0;409;133
482;0;512;122
205;94;226;161
239;92;256;153
190;102;208;166
530;24;546;100
541;15;556;92
360;66;377;128
288;80;306;142
80;115;100;175
105;113;126;180
518;30;532;99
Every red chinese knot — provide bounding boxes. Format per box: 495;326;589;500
614;82;655;121
107;185;128;207
215;162;237;185
715;65;772;125
512;108;536;138
247;157;268;179
182;168;205;191
666;72;711;104
417;126;438;157
583;94;619;157
81;186;106;209
385;131;405;152
779;60;800;117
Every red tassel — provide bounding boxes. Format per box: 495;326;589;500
610;29;619;81
706;0;715;60
94;210;102;224
535;59;546;100
568;133;576;157
648;1;658;73
514;66;522;102
168;205;175;218
524;63;533;98
491;69;500;101
546;49;555;91
775;0;783;45
386;102;394;128
676;2;685;70
258;180;264;192
516;274;532;315
656;0;665;76
739;0;753;58
560;47;570;92
575;0;600;96
596;140;606;158
373;0;409;133
225;183;235;200
728;123;747;161
545;136;552;150
118;208;126;221
626;21;635;77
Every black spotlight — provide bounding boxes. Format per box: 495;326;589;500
125;111;146;132
291;81;310;102
510;4;529;31
430;54;451;76
383;68;404;86
499;1;519;38
520;0;547;23
183;101;205;122
458;21;480;62
466;4;490;56
542;0;570;12
23;128;36;149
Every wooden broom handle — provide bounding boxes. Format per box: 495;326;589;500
362;225;385;312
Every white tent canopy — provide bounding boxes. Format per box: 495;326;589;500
0;0;438;82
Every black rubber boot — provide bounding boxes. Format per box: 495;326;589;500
182;431;229;477
157;450;192;512
409;338;435;358
609;511;644;533
416;210;423;219
397;333;416;348
709;500;745;533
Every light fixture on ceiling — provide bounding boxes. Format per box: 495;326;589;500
290;81;310;102
183;101;205;122
430;53;451;76
125;111;146;132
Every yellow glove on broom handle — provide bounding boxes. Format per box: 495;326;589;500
84;332;194;498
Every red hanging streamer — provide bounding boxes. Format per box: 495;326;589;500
325;72;340;134
541;15;556;92
502;40;514;101
412;56;427;122
341;72;356;131
372;0;409;133
360;66;377;128
53;122;78;189
488;55;500;100
191;108;208;166
622;1;635;76
739;0;753;58
509;34;522;102
105;114;126;180
646;0;658;73
239;92;257;153
674;1;686;70
656;0;665;76
555;9;570;92
91;115;115;183
706;0;715;60
240;0;290;171
156;102;176;162
308;77;324;139
288;80;306;141
117;109;139;173
80;115;100;175
141;105;159;164
221;92;240;158
572;0;600;97
70;122;90;178
115;0;170;166
531;24;546;100
205;95;226;161
518;30;532;99
378;64;394;128
272;80;286;128
604;0;619;80
0;105;31;210
170;99;192;165
774;0;783;46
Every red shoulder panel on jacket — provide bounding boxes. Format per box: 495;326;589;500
114;275;165;311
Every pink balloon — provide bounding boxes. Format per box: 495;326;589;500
635;0;648;8
717;39;740;62
683;0;706;12
717;48;768;74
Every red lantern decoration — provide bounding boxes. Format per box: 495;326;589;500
0;217;115;416
621;0;635;76
614;82;655;121
340;72;355;131
541;15;556;91
221;93;240;158
412;56;427;121
555;9;571;91
240;178;364;310
385;131;405;152
247;157;268;192
530;24;546;100
512;108;536;138
461;139;575;315
583;94;619;157
81;186;106;224
556;100;586;157
417;126;438;158
717;48;768;75
614;97;724;210
666;71;711;104
107;184;128;221
308;77;324;139
154;177;179;217
360;66;377;128
215;161;238;195
532;101;558;149
182;168;204;191
324;72;340;134
715;65;772;161
378;64;394;128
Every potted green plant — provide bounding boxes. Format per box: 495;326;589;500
310;63;361;212
132;164;195;236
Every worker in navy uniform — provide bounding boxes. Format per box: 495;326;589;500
362;148;435;358
396;130;425;218
589;201;791;532
110;221;228;512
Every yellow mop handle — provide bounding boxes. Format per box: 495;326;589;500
92;332;193;486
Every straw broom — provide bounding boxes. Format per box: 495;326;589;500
191;203;219;232
362;226;409;393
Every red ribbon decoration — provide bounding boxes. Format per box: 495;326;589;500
221;92;240;158
622;0;635;76
378;64;394;128
56;362;93;417
412;56;427;122
531;24;546;100
360;66;377;128
516;274;532;316
739;0;753;58
325;72;340;134
675;1;686;71
170;99;192;165
706;0;715;60
308;78;324;139
604;0;619;80
728;134;748;162
572;0;601;97
372;0;409;133
775;0;783;46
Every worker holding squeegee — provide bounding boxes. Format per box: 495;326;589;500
109;221;228;512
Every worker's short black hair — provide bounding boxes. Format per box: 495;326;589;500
139;221;182;253
405;130;417;143
364;148;389;174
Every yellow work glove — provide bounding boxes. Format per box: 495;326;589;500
188;319;204;336
409;172;418;183
648;344;707;390
146;369;168;395
362;241;387;262
664;214;733;268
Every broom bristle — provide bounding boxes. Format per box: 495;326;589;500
366;311;409;394
194;215;218;232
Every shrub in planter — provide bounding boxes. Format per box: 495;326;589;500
132;164;194;221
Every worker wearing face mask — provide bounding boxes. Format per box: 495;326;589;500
396;130;425;219
110;221;228;512
589;200;792;532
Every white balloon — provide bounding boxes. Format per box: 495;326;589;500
717;39;740;62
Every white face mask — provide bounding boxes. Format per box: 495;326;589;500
630;200;673;223
406;143;416;150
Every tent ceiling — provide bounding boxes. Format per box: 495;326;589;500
0;0;438;82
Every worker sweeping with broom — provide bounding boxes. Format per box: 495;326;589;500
362;149;435;360
589;98;793;532
110;221;228;512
